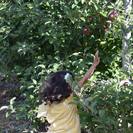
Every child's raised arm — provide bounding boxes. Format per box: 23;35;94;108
78;50;100;87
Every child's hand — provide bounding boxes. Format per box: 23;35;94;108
92;50;100;67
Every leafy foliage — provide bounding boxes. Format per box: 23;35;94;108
79;79;133;133
0;0;133;132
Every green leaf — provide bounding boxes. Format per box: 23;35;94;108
81;0;86;4
32;79;37;85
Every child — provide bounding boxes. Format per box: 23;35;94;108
37;51;100;133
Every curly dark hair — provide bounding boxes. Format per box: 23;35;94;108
39;71;74;105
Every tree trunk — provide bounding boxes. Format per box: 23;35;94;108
122;0;132;76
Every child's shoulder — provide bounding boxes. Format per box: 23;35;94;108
37;103;48;118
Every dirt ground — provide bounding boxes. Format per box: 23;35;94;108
0;110;31;133
0;86;31;133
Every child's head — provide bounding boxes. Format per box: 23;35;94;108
39;71;74;105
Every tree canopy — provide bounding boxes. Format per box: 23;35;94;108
0;0;133;132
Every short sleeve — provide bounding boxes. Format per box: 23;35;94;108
37;103;48;118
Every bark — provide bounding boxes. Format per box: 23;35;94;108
122;0;132;75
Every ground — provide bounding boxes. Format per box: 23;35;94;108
0;82;31;133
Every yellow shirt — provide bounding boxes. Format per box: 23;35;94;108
37;95;81;133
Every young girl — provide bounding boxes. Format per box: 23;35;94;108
37;51;100;133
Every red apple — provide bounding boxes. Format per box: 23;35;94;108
83;27;91;35
108;10;118;21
